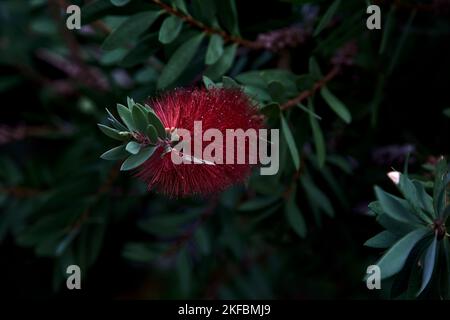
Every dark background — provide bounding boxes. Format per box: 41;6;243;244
0;0;449;299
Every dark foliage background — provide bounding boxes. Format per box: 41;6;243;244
0;0;449;299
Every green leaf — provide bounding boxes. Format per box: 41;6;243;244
122;243;166;262
202;75;216;89
296;103;322;120
443;108;450;118
81;0;115;25
374;186;419;225
280;114;300;170
412;180;434;218
285;187;307;238
307;101;326;167
146;108;166;138
443;238;450;297
120;146;156;171
177;248;191;296
117;104;136;131
131;104;148;133
368;201;383;216
222;76;239;88
97;124;129;141
377;214;417;236
217;0;239;35
244;85;271;102
377;228;429;280
106;108;128;131
205;34;224;65
434;157;448;217
139;210;201;236
125;141;141;155
173;0;188;13
159;16;183;44
120;33;159;67
379;5;396;54
100;144;129;160
309;57;323;80
194;227;210;255
238;195;280;211
398;174;433;222
111;0;130;6
146;124;158;143
205;44;237;80
388;10;416;75
417;236;437;296
157;33;205;88
127;97;135;109
268;81;285;101
364;231;398;248
314;0;341;37
192;0;216;24
102;11;161;50
301;175;334;217
320;86;352;123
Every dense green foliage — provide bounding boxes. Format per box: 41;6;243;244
0;0;449;299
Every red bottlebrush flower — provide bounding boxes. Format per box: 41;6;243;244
135;87;264;198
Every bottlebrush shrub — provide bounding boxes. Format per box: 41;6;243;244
98;86;264;197
366;158;450;298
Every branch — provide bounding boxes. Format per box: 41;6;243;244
0;186;41;198
280;66;340;111
0;124;74;145
150;0;262;49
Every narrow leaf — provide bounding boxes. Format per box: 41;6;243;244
307;100;326;167
202;75;216;89
97;124;128;141
157;33;205;88
159;16;183;44
125;141;141;155
204;44;237;80
364;230;399;248
102;11;161;50
379;5;396;54
205;34;224;65
146;108;166;138
117;104;135;131
314;0;341;37
238;195;280;211
321;86;352;123
106;108;128;131
121;146;156;171
417;236;438;296
377;228;429;280
285;188;307;238
375;186;419;225
280;114;300;170
146;124;158;143
100;144;128;160
131;104;148;133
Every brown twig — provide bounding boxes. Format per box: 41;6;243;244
150;0;262;49
280;66;341;111
0;186;41;198
0;124;74;145
48;0;109;91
